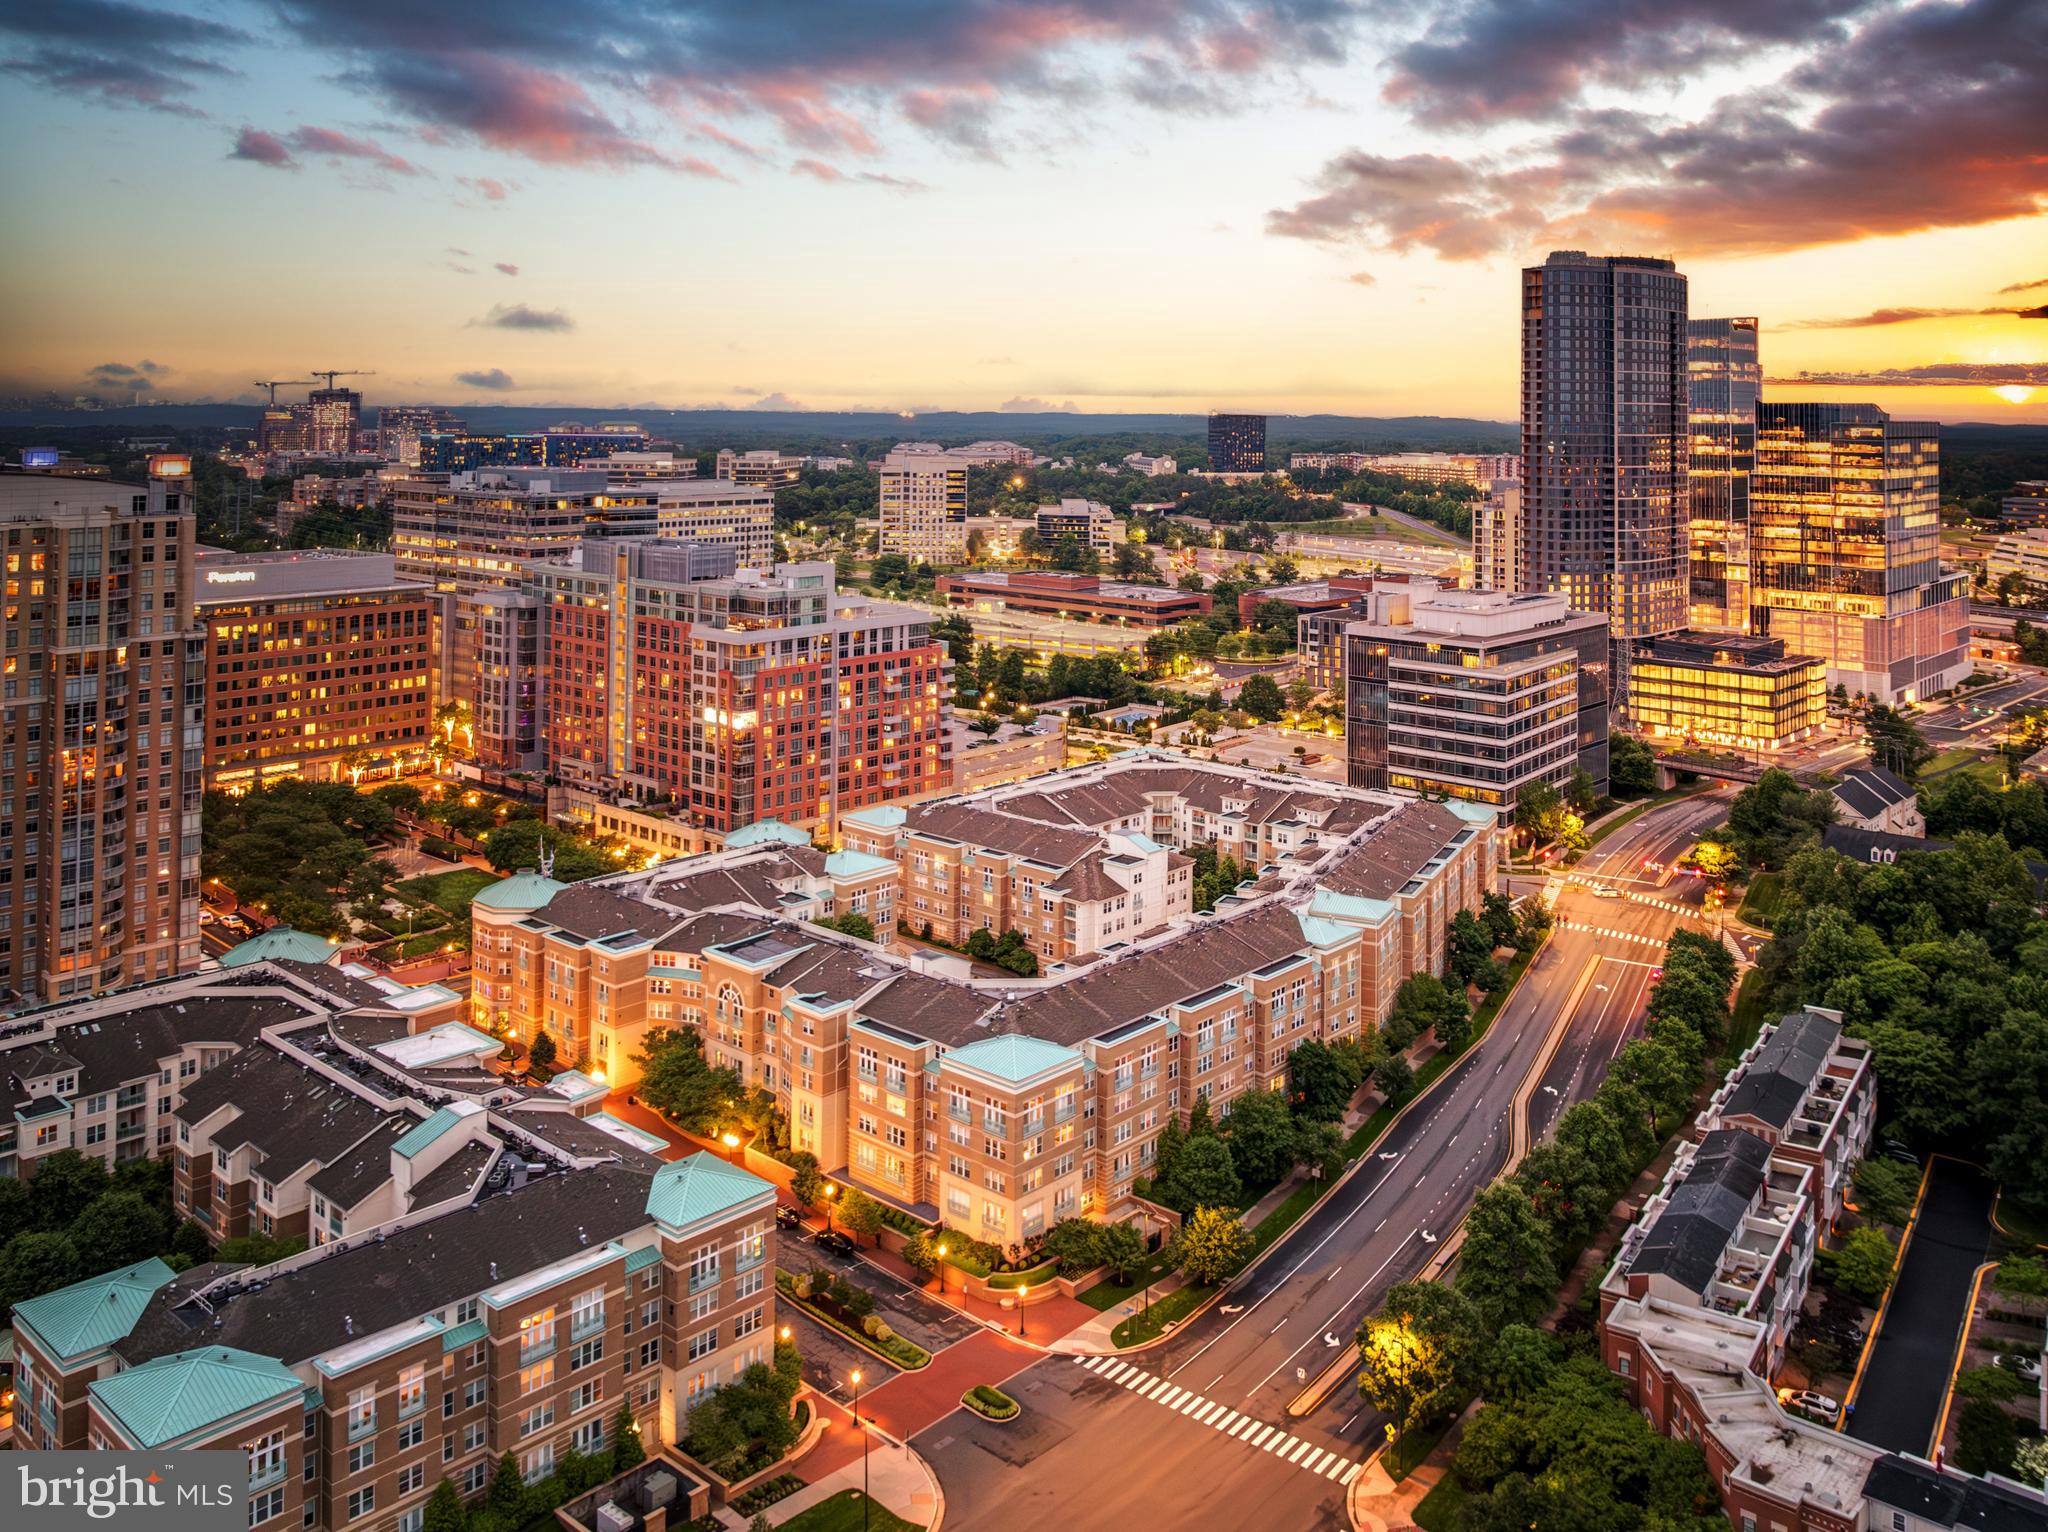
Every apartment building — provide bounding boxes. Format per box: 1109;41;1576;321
528;548;949;832
1700;1006;1874;1228
0;459;206;1005
878;449;969;562
935;570;1210;627
195;549;441;790
1035;499;1122;552
391;470;662;598
714;449;802;486
471;757;1496;1230
1344;585;1611;806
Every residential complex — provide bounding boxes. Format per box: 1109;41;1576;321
0;460;206;1005
1207;413;1267;474
1343;585;1611;806
935;570;1210;627
1035;498;1122;551
194;549;440;790
391;470;662;597
469;755;1496;1225
1627;630;1827;754
1686;317;1761;631
1751;402;1969;704
641;479;776;566
307;388;364;456
877;448;970;562
521;547;950;832
1474;480;1519;594
6;959;780;1531
1520;251;1690;697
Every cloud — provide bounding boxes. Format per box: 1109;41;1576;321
494;261;520;276
286;125;422;175
476;303;573;331
87;358;173;393
1779;305;2048;328
230;127;297;168
1767;362;2048;386
999;396;1079;413
0;0;243;115
457;175;514;201
1271;0;2048;259
1346;271;1376;286
448;246;471;256
1999;277;2048;294
790;158;927;192
900;86;1001;159
744;392;805;411
454;368;517;390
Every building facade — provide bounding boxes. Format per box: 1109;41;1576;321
0;461;205;1005
714;449;802;486
1344;586;1611;806
1475;481;1520;593
1520;251;1690;700
415;431;651;475
1750;403;1969;703
1627;630;1827;754
878;450;969;562
935;570;1209;627
307;389;363;456
1035;499;1121;551
1207;413;1266;474
194;549;440;790
1687;317;1761;631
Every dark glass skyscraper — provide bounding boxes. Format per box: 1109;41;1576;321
1520;252;1689;704
1687;317;1760;631
1207;412;1267;473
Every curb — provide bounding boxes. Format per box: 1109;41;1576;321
1929;1261;1998;1455
1842;1158;1932;1416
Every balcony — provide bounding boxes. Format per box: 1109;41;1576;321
248;1462;286;1494
688;1266;720;1295
569;1309;605;1343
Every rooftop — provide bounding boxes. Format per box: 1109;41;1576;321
942;1033;1083;1086
13;1257;177;1363
89;1346;303;1448
218;927;341;968
644;1152;777;1232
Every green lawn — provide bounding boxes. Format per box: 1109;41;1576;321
397;867;500;916
1283;515;1465;548
1078;1254;1175;1311
1722;968;1774;1070
1110;1284;1207;1347
776;1490;923;1532
1994;1195;2048;1253
1737;872;1785;928
1412;1474;1469;1532
1920;746;2006;787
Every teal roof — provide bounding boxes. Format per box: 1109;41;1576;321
1295;912;1356;949
644;1153;775;1232
13;1258;175;1362
825;849;895;879
842;804;906;830
473;872;567;911
219;927;339;968
393;1101;482;1159
546;1069;608;1103
942;1033;1082;1085
1308;887;1396;924
440;1319;488;1352
1121;832;1165;853
90;1347;303;1448
622;1245;664;1274
725;818;812;849
1447;800;1497;826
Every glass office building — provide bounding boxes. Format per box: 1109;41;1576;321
1687;317;1760;631
1207;413;1267;474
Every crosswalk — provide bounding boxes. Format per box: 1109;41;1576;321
1069;1355;1362;1484
1555;919;1671;949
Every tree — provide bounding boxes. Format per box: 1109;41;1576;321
608;1402;645;1474
1221;1089;1296;1186
1288;1039;1361;1123
1447;908;1496;986
2013;1437;2048;1490
1849;1158;1920;1227
1455;1184;1560;1330
900;1230;939;1279
422;1479;467;1532
1096;1221;1148;1284
1372;1049;1413;1103
1565;767;1597;815
632;1028;746;1136
1157;1134;1242;1216
1607;1039;1695;1137
1724;768;1835;867
1864;704;1933;778
68;1191;168;1274
0;1231;83;1311
527;1028;558;1071
786;1151;825;1210
1356;1281;1483;1451
28;1150;112;1231
1235;673;1286;721
485;1452;526;1518
1481;891;1519;951
1515;781;1567;844
1954;1364;2023;1405
0;1178;32;1245
1608;732;1658;797
1827;1225;1897;1302
836;1186;885;1246
1175;1205;1255;1285
1955;1398;2019;1476
1479;1324;1555;1405
1293;1120;1347;1183
480;819;614;881
1153;1113;1186;1188
827;911;875;942
1041;1218;1103;1277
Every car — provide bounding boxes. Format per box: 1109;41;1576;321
1997;1353;2044;1384
814;1229;857;1256
199;909;218;925
775;1205;806;1231
1590;884;1621;899
1782;1389;1841;1424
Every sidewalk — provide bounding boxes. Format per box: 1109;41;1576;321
1346;1404;1474;1532
735;1392;943;1530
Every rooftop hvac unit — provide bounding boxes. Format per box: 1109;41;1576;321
595;1503;633;1532
640;1471;678;1511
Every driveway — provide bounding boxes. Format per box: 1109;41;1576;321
1846;1157;1995;1454
783;1233;981;1356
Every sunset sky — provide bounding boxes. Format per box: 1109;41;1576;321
2;0;2044;422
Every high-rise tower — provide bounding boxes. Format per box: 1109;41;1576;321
1687;317;1761;630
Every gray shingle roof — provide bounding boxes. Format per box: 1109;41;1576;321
1723;1011;1842;1131
1629;1128;1772;1291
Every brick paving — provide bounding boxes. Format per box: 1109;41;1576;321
859;1328;1037;1441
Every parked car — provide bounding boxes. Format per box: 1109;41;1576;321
775;1205;806;1231
1997;1353;2043;1384
814;1229;857;1256
1781;1389;1841;1424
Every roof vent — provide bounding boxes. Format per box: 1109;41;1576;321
344;1315;354;1336
489;1261;499;1280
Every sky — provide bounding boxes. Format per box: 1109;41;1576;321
1;0;2044;423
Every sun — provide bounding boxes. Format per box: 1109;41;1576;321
1992;384;2036;405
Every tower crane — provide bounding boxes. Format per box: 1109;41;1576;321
253;379;315;404
308;369;376;390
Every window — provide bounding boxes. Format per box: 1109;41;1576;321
249;1489;284;1528
455;1298;480;1324
398;1511;424;1532
396;1363;426;1417
463;1380;486;1409
396;1418;424;1452
572;1337;603;1371
572;1417;605;1455
735;1308;763;1339
346;1488;375;1522
638;1338;660;1369
521;1445;554;1484
397;1464;424;1496
570;1285;605;1340
346;1386;375;1440
519;1306;556;1359
246;1429;286;1490
464;1423;486;1454
519;1357;555;1396
688;1327;718;1361
521;1403;555;1438
462;1462;489;1495
571;1379;601;1413
347;1442;375;1476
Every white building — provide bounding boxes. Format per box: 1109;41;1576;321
1123;452;1178;477
879;449;970;561
650;479;776;566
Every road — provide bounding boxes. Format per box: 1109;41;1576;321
922;792;1727;1529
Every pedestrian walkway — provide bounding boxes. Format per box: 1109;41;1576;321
1553;918;1674;949
1069;1355;1362;1484
862;1327;1035;1440
738;1393;941;1530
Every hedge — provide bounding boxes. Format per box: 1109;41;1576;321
962;1385;1019;1421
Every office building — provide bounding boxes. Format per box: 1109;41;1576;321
257;403;312;454
648;479;776;566
1207;412;1267;474
375;405;465;464
1475;480;1520;592
1344;586;1610;806
878;448;969;561
0;460;205;1005
1035;498;1122;551
1687;317;1761;630
1123;452;1178;476
591;451;697;482
936;570;1210;627
1294;576;1434;694
1627;630;1827;754
194;549;441;790
527;548;949;833
1751;402;1968;703
392;469;662;597
1520;252;1690;699
306;388;362;456
714;448;802;486
1987;528;2048;589
416;429;650;474
2000;480;2048;527
890;440;1032;467
470;588;542;773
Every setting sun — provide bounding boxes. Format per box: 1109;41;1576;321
1993;384;2037;405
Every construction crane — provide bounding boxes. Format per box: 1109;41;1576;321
253;378;315;404
308;369;375;390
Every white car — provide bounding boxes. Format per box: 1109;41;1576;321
1997;1353;2043;1385
1782;1389;1841;1424
1590;884;1621;899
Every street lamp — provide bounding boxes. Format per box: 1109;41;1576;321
933;1242;947;1294
721;1131;741;1164
851;1368;869;1532
824;1183;838;1235
1017;1284;1028;1339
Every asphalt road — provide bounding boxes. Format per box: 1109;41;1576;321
918;793;1727;1521
1847;1158;1995;1455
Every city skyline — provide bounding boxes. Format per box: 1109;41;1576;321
1;1;2044;422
